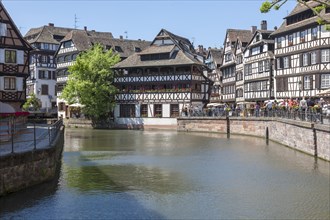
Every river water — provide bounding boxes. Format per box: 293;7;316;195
1;128;329;219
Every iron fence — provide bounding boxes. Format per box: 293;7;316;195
183;108;330;125
0;118;63;156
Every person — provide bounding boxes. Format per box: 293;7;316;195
299;97;307;120
255;102;260;117
318;98;325;108
266;101;273;117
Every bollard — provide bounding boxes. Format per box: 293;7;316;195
266;127;269;145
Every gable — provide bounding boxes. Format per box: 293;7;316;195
0;2;31;50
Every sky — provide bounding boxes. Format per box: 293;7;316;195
3;0;297;49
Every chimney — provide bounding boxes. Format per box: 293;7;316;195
198;45;203;53
48;23;54;27
120;35;123;40
261;20;267;30
251;26;257;34
84;26;87;31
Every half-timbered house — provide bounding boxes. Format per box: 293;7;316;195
0;2;32;111
272;1;330;100
112;29;211;128
205;48;223;103
55;29;150;118
221;29;253;104
24;23;75;113
243;21;275;102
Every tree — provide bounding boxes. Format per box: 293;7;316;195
61;43;121;122
23;93;41;111
260;0;330;26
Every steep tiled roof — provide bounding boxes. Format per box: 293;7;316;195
24;25;75;44
271;1;330;36
113;50;201;68
208;48;223;66
227;29;253;44
139;45;175;55
60;29;150;59
113;29;204;68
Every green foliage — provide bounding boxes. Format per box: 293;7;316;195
23;93;41;111
260;0;330;25
61;43;121;120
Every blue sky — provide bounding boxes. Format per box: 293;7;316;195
4;0;297;48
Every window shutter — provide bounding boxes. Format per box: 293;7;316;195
307;53;311;65
299;54;303;66
315;74;321;89
17;51;24;64
276;78;282;92
284;77;288;91
316;50;321;64
310;76;313;90
288;56;291;68
301;76;304;90
38;71;42;79
280;58;284;69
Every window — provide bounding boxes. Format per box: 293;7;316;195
311;51;317;64
236;71;243;81
120;104;136;117
288;34;293;46
300;31;306;43
0;23;7;36
258;61;263;73
236;89;243;97
5;50;16;63
237;55;242;64
264;60;270;71
321;49;330;63
135;47;141;52
311;27;318;40
276;37;283;48
251;47;260;55
154;104;162;117
41;84;48;95
244;64;252;75
170;104;179;118
39;70;46;79
283;57;290;68
140;104;148;117
304;76;311;90
58;102;66;111
63;41;72;48
115;46;123;52
225;53;232;62
303;53;309;66
4;77;16;90
321;74;330;88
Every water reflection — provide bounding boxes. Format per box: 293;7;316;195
1;128;329;219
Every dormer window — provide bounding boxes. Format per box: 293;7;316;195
105;45;112;50
63;41;72;48
256;34;260;42
135;47;141;52
115;46;123;52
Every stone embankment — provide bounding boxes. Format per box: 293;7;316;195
0;125;65;196
178;117;330;161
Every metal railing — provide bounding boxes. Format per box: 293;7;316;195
0;118;63;156
182;108;330;125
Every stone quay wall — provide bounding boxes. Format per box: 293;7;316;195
178;117;329;161
0;125;65;196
